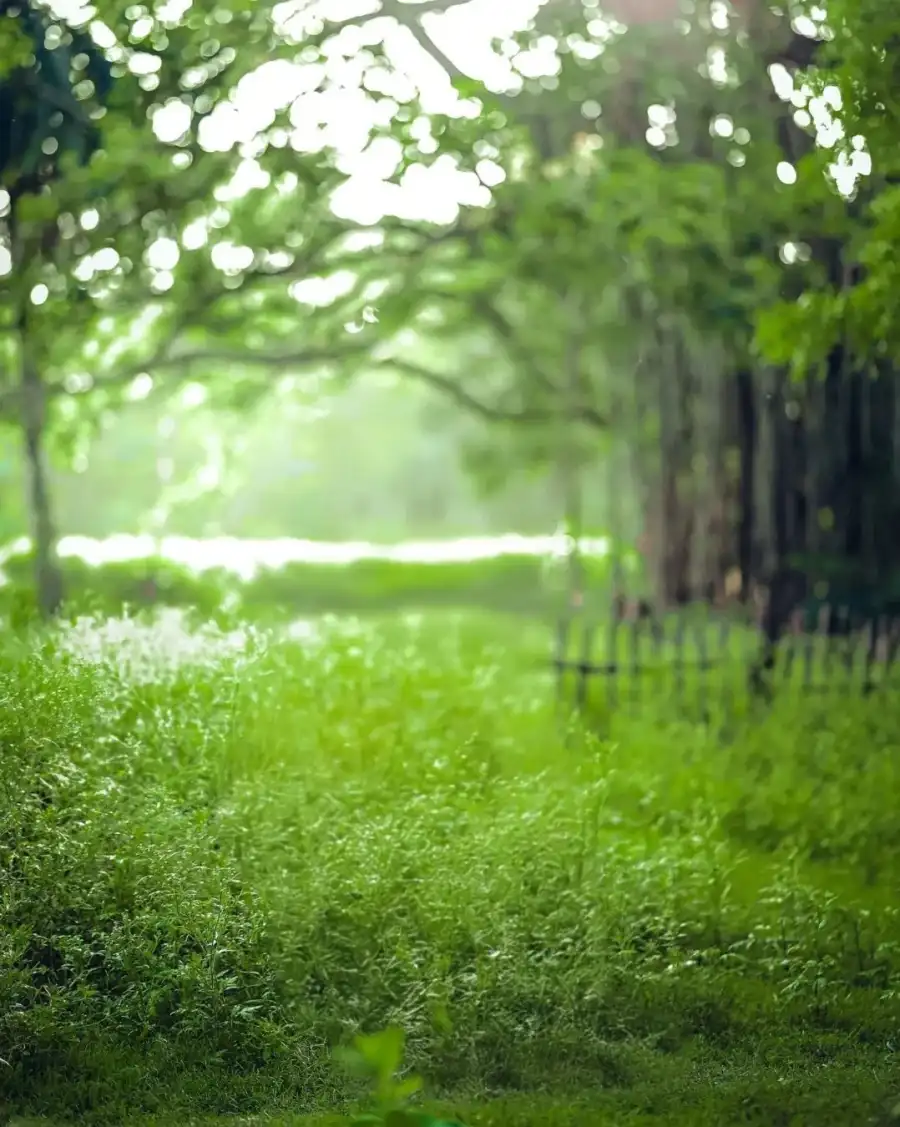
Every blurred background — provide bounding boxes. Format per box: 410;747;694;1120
1;0;897;623
4;5;900;1125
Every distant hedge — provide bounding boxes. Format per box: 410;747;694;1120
0;548;629;621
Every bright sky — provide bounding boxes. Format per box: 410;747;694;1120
0;2;872;286
166;0;867;215
154;0;542;227
0;0;535;280
0;0;871;512
143;0;869;295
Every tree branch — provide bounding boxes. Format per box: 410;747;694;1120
324;0;475;38
381;0;471;84
388;285;612;428
472;294;575;398
0;333;613;434
371;356;554;422
398;0;476;12
80;334;563;425
323;0;501;95
371;356;608;428
75;339;373;399
71;328;599;428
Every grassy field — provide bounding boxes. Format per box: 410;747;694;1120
0;543;625;621
2;608;899;1125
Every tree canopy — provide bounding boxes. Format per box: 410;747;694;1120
2;0;899;611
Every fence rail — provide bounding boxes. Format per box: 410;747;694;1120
553;601;900;719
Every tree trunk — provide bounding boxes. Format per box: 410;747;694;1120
19;327;63;618
559;292;588;606
735;368;756;600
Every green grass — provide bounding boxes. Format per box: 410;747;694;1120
1;609;899;1125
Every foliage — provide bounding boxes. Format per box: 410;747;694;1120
1;0;894;508
4;0;893;576
0;3;782;426
0;1;112;185
336;1028;450;1127
63;0;845;493
753;0;900;371
1;609;899;1122
810;0;900;156
0;0;392;445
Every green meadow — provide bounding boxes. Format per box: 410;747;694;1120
2;607;898;1125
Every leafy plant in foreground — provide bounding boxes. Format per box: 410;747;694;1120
337;1028;464;1127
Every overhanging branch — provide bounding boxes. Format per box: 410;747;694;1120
91;340;554;425
471;296;609;428
0;337;612;432
372;356;553;423
75;339;373;399
371;356;609;428
324;0;475;41
385;283;611;428
382;0;470;84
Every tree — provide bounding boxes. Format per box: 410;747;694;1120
182;0;810;598
0;0;384;613
11;0;898;612
0;0;117;613
338;0;900;600
72;0;774;600
749;0;900;591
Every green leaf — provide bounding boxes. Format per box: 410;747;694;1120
0;16;34;78
15;193;60;225
355;1027;405;1085
451;76;483;99
391;1075;423;1101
